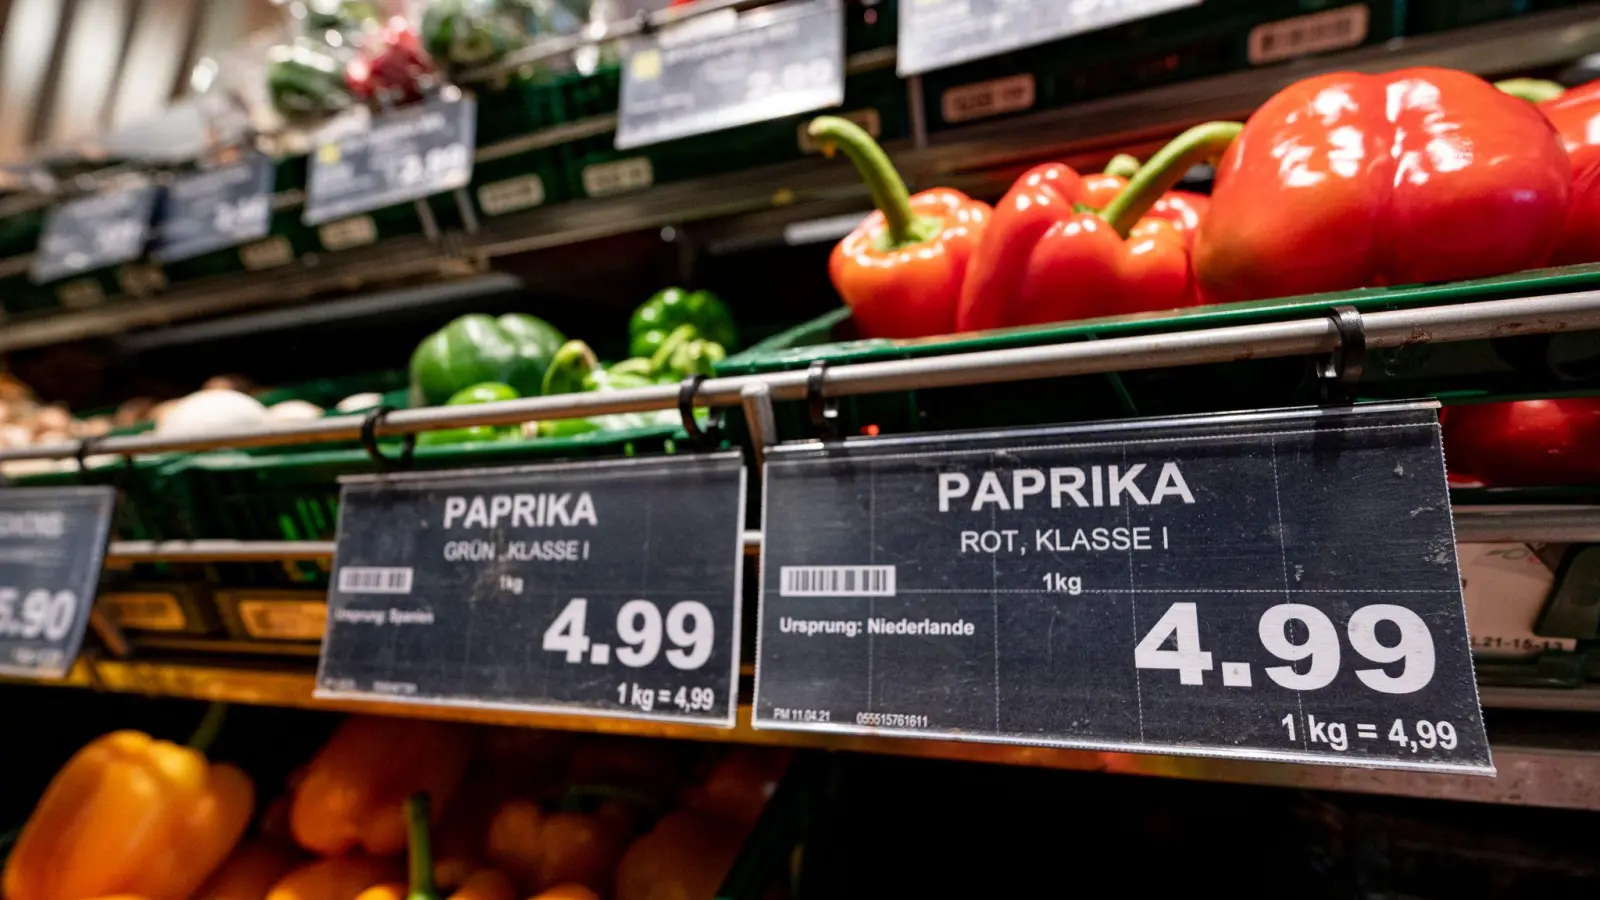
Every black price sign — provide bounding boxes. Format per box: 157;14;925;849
898;0;1201;76
304;94;476;226
615;0;844;150
0;487;116;680
317;454;747;725
152;154;276;263
31;180;160;284
754;403;1492;774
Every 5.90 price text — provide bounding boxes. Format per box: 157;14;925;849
0;588;77;642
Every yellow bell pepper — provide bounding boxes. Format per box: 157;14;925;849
3;704;254;900
265;856;402;900
290;717;473;856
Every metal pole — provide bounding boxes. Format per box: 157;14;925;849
1452;507;1600;544
4;290;1599;462
106;541;339;563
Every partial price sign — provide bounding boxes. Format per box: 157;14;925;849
898;0;1201;76
0;487;116;679
317;454;747;725
304;94;476;226
616;0;844;150
754;402;1492;774
31;180;160;284
152;154;276;263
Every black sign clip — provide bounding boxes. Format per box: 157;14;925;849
806;360;840;438
678;374;724;450
360;406;416;470
1319;305;1366;406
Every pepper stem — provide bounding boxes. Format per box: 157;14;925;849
807;116;934;248
1103;153;1142;179
405;793;440;900
1100;122;1244;239
186;702;228;753
1494;78;1565;104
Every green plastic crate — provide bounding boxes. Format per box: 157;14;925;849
715;264;1600;442
174;423;686;583
922;0;1402;133
1405;0;1583;32
8;454;193;542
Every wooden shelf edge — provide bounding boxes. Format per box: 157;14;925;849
13;658;1600;812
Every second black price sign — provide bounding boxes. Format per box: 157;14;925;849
317;453;747;725
754;403;1492;774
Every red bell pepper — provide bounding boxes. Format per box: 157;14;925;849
347;17;437;107
1194;68;1571;305
1537;81;1600;265
1442;399;1600;486
955;122;1240;332
810;116;991;339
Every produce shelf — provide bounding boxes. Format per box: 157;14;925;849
0;5;1597;355
2;289;1597;462
15;657;1600;813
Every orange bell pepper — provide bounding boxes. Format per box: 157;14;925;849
194;840;303;900
266;856;402;900
353;795;517;900
4;704;254;900
809;116;991;339
614;811;744;900
484;801;628;896
529;887;600;900
290;717;474;856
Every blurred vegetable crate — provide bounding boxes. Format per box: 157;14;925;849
174;424;685;584
714;264;1600;443
1406;0;1586;32
920;0;1403;133
10;455;192;543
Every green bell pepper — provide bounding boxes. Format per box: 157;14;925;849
303;0;381;34
648;324;727;380
267;41;353;122
536;341;666;437
422;0;523;70
410;313;565;406
628;288;738;359
417;382;521;446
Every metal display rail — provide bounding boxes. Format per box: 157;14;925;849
13;292;1600;813
3;289;1598;461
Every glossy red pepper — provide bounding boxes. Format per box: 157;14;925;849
810;116;991;339
1194;68;1571;305
1442;399;1600;486
347;17;436;106
1537;81;1600;265
955;123;1239;332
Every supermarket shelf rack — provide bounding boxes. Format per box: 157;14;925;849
1;290;1599;810
0;5;1598;353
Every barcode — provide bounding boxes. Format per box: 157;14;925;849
337;566;414;595
780;565;896;597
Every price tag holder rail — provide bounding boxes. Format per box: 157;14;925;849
152;153;277;263
304;92;478;226
316;452;747;726
30;180;162;285
898;0;1204;76
0;486;116;679
616;0;846;150
752;401;1493;775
